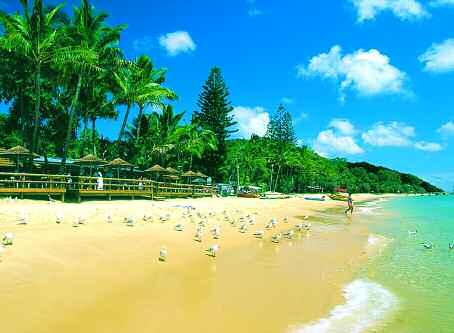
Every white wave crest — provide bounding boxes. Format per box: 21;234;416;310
292;279;397;333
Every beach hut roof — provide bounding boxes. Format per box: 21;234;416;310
74;154;107;165
145;164;166;173
182;170;198;177
0;145;38;157
165;167;179;174
106;158;133;168
195;171;208;178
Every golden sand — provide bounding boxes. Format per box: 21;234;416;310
0;195;380;333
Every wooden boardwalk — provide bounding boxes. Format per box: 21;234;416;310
0;172;215;202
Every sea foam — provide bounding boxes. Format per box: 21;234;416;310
292;279;397;333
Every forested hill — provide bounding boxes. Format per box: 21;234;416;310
347;162;442;193
221;136;443;194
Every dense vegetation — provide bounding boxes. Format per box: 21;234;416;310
0;0;442;193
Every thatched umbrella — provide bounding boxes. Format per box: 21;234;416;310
182;170;198;184
166;167;179;174
105;158;133;179
74;154;107;176
145;164;167;180
195;171;208;178
0;145;39;172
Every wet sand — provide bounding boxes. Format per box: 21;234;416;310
0;195;382;333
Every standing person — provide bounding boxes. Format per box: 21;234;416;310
345;193;354;215
96;170;104;190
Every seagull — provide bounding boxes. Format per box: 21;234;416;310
106;214;113;223
295;223;304;232
159;247;168;261
175;224;184;231
421;241;434;249
206;244;220;257
143;214;152;222
17;210;29;225
283;230;294;239
2;232;14;246
271;233;282;244
253;230;265;239
239;223;248;233
283;217;289;223
56;212;64;224
194;230;203;242
78;216;86;225
270;218;278;228
303;216;309;220
265;222;273;230
408;230;418;235
126;217;135;227
449;242;454;250
211;225;221;239
48;195;56;203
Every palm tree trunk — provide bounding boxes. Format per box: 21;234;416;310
61;75;83;168
31;63;41;153
136;106;144;142
118;103;132;142
91;117;97;155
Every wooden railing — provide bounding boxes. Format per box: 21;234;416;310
0;172;215;201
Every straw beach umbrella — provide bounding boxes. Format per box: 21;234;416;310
166;167;179;174
145;164;166;180
0;145;39;172
106;158;133;179
195;171;208;178
182;170;198;184
74;154;107;176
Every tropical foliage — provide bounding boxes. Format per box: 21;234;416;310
0;0;441;193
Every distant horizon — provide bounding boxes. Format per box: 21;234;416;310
1;0;453;191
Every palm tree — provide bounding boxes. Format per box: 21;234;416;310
0;0;64;153
135;55;176;141
60;0;125;166
172;124;217;170
115;57;176;144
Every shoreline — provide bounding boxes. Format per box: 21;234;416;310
0;194;394;333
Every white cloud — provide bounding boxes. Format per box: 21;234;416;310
314;119;364;156
438;121;454;136
133;36;154;53
362;122;415;147
281;97;294;104
414;141;443;152
430;0;454;6
419;39;454;73
329;119;357;135
297;45;407;102
351;0;428;22
233;106;270;138
294;112;309;124
159;31;196;56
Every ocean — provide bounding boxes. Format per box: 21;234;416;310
297;195;454;333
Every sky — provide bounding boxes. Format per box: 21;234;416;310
2;0;454;190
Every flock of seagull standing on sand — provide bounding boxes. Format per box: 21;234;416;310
0;200;313;262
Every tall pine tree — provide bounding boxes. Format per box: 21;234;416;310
266;104;296;143
265;104;296;191
193;67;236;180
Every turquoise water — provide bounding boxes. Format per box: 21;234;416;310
359;195;454;332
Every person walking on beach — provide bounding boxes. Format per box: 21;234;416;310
345;193;354;215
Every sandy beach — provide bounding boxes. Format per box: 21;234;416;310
0;194;384;333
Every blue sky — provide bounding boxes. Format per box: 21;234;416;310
2;0;454;190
